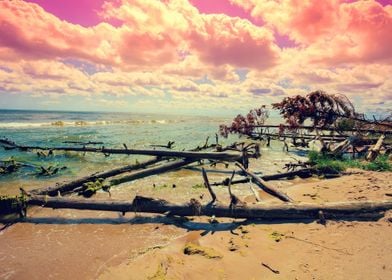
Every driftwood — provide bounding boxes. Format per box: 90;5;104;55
109;159;196;186
248;181;261;202
227;170;246;209
62;141;104;145
0;139;241;161
201;168;217;203
30;157;164;196
236;163;294;203
29;140;222;197
211;168;315;186
27;195;392;220
330;139;351;156
366;135;385;161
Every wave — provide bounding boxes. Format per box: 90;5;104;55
0;119;183;129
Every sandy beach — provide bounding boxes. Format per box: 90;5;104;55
1;169;391;280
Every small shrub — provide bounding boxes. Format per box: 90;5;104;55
308;151;392;173
364;155;392;171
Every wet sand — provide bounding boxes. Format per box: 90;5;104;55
1;169;392;279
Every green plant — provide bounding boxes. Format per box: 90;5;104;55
364;155;392;171
307;151;391;173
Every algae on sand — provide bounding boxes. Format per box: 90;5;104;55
183;242;223;259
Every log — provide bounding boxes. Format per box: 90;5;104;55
109;159;196;186
235;163;294;203
210;168;316;186
0;139;241;161
27;195;392;220
30;157;164;196
366;134;385;161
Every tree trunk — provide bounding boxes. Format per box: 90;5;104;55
0;139;241;161
27;195;392;220
366;134;385;161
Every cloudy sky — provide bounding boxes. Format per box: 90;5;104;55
0;0;391;115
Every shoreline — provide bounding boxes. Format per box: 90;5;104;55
1;169;391;279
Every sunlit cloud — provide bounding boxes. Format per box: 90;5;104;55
0;0;390;114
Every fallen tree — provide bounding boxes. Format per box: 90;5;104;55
366;134;385;161
29;157;164;196
0;139;242;161
29;140;223;196
26;195;392;220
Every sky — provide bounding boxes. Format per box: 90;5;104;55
0;0;391;115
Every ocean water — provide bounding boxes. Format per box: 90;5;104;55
0;110;308;279
0;109;301;196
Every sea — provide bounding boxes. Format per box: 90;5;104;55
0;109;309;279
0;109;301;196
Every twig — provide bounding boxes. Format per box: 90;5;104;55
285;235;353;255
261;263;280;274
201;167;217;203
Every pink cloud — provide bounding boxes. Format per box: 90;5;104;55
0;0;279;72
231;0;392;64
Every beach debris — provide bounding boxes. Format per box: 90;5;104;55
37;150;54;157
227;170;246;211
366;134;385;161
29;157;163;196
3;194;389;221
0;139;242;162
77;178;110;198
109;159;197;186
0;159;22;175
285;235;352;255
201;167;217;204
37;165;67;176
261;262;280;274
236;162;293;203
150;141;175;149
62;141;104;145
269;231;284;242
183;242;223;259
27;139;223;197
228;238;240;251
318;210;327;225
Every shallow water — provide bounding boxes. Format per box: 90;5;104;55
0;109;298;195
0;110;308;279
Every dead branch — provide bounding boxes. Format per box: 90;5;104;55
201;168;217;203
29;157;163;196
235;163;294;203
109;159;196;186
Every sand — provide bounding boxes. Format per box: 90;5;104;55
1;169;392;280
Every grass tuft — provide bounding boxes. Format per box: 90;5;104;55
308;151;391;173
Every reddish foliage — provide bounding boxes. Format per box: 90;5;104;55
272;90;356;129
219;106;269;138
